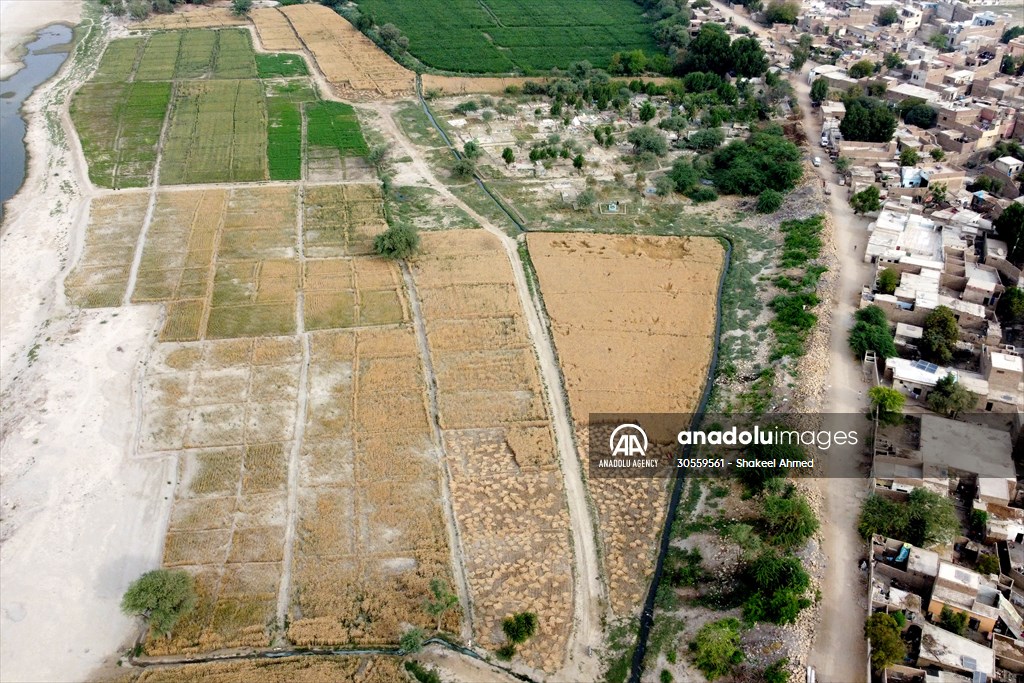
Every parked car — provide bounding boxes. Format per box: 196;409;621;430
812;156;822;167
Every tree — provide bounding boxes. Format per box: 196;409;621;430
998;286;1024;325
680;24;733;75
835;156;852;173
756;188;785;213
367;144;390;172
462;140;482;160
903;103;938;128
848;60;876;79
848;318;898;358
763;0;800;25
668;158;699;194
868;385;904;426
995;203;1024;263
374;222;419;259
572;153;585;173
501;147;515;166
655;175;675;197
731;37;769;77
120;569;197;637
850;186;881;214
938;606;968;636
708;128;803;195
884;52;905;69
230;0;253;16
686;128;725;151
691;619;744;680
978;554;1000;575
400;627;425;653
878;6;899;25
639;100;657;123
626;126;668;156
930;148;945;161
761;492;819;548
927;374;977;417
921;306;958;364
899;148;919;167
790;47;809;71
859;488;959;546
1002;25;1024;43
577;188;596;208
865;613;906;672
840;97;897;142
810;77;830;104
928;33;951;52
502;612;538;644
451;158;475;179
877;268;900;295
423;579;458;631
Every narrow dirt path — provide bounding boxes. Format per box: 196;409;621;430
369;101;605;681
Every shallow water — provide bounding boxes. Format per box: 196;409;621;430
0;23;73;221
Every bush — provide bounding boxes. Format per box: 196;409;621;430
764;658;791;683
858;488;960;547
121;569;197;636
899;148;919;167
400;627;425;653
939;605;968;635
502;612;538;644
978;554;1000;575
373;223;419;259
877;268;899;295
230;0;253;16
741;551;811;624
757;189;784;214
688;187;718;203
691;619;744;680
709;128;802;196
761;492;819;548
850;186;881;214
495;644;516;660
868;385;904;426
404;661;441;683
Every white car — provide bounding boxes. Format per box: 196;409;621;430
812;156;822;167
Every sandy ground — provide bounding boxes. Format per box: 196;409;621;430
0;6;177;682
0;0;83;79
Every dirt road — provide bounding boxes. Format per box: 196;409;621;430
368;102;606;682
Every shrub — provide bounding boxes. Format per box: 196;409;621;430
858;488;960;547
688;187;718;203
374;223;419;259
502;612;538;644
668;158;699;193
868;386;904;426
757;189;784;214
400;627;425;653
978;554;1000;575
899;148;919;167
404;661;441;683
691;618;744;680
939;605;968;635
230;0;253;16
120;569;197;636
877;268;899;294
850;186;881;214
761;492;819;548
741;551;811;624
764;658;791;683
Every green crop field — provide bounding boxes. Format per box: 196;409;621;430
73;30;367;187
256;53;310;78
305;102;368;157
161;80;268;185
70;81;172;188
352;0;658;73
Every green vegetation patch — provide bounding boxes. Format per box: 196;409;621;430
267;98;302;181
70;80;172;188
135;31;181;81
255;52;309;78
93;37;145;82
213;29;257;79
306;101;368;157
352;0;658;73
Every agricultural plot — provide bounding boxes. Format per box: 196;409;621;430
161;79;268;185
70;80;171;188
279;4;415;100
251;7;304;52
302;184;387;258
256;53;310;78
135;31;181;81
287;327;456;646
92;36;144;82
213;29;258;80
65;194;150;308
135;6;248;30
129;656;404;682
265;81;307;181
302;257;407;331
526;233;726;616
139;337;303;654
411;230;572;673
306;101;368;158
353;0;659;73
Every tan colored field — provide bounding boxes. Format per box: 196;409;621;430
250;8;303;51
279;4;414;100
140;337;302;654
126;655;403;682
411;230;572;673
526;233;725;616
288;327;457;646
302;184;387;258
423;74;682;96
65;194;150;308
135;6;248;29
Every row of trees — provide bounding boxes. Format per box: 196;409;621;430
102;0;253;19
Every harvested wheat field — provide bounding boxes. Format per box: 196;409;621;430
135;6;248;30
139;337;303;654
287;327;457;646
65;193;150;308
251;8;304;51
279;4;414;100
526;233;725;616
125;656;403;682
411;230;572;673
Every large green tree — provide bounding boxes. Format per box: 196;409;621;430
878;7;899;25
869;385;905;426
680;24;733;75
121;569;197;637
810;77;830;104
731;37;769;77
708;128;802;195
995;203;1024;264
840;97;897;142
763;0;800;24
850;186;882;214
865;613;906;671
374;222;420;259
920;305;959;364
858;488;960;546
927;374;977;417
998;286;1024;325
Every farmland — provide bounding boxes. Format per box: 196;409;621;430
526;233;726;616
251;7;304;51
279;4;416;100
352;0;659;73
411;230;573;673
71;30;367;188
126;656;404;682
